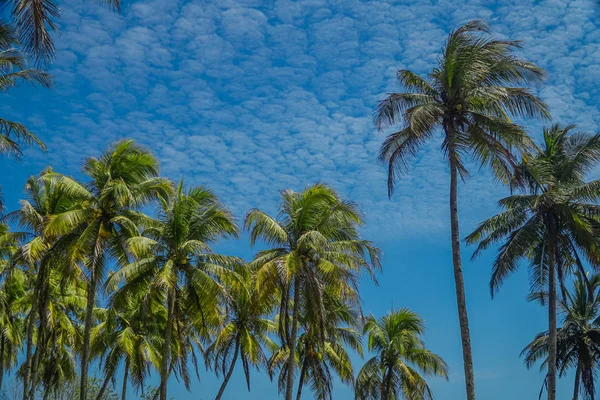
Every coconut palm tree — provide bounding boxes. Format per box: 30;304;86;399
205;264;277;400
91;288;164;400
354;309;447;400
269;297;362;400
43;140;172;400
8;0;120;64
375;21;548;400
522;273;600;400
246;183;381;400
466;125;600;400
375;19;550;400
7;172;83;400
109;182;238;400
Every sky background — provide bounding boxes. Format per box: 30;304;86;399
2;0;600;398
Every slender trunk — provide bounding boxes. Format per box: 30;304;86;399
381;364;393;400
29;334;43;399
80;269;98;400
285;276;301;400
160;288;175;400
295;360;308;400
95;371;113;400
23;268;44;400
121;359;130;400
449;148;476;400
547;230;557;400
215;336;240;400
572;361;581;400
0;337;5;391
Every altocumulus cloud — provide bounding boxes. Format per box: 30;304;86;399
3;0;600;239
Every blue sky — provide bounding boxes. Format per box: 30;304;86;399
2;0;600;398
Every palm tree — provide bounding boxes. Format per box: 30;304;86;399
44;140;172;400
109;182;238;400
8;172;83;400
375;20;549;399
355;309;448;400
91;288;164;400
246;183;381;400
9;0;120;64
522;273;600;400
466;125;600;400
269;297;362;400
205;264;277;400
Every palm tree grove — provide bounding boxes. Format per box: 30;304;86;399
0;0;598;398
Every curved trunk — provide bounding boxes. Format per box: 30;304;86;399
449;146;476;400
95;370;113;400
295;360;308;400
285;276;301;400
547;230;557;400
572;361;581;400
215;336;240;400
80;269;98;400
159;288;176;400
121;359;130;400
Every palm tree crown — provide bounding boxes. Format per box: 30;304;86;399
355;309;448;400
246;183;381;400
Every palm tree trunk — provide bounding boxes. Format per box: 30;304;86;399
215;336;240;400
295;360;308;400
285;276;301;400
29;334;43;399
159;288;175;400
80;269;98;400
381;365;393;400
95;371;113;400
547;230;557;400
572;361;581;400
449;149;476;400
23;268;43;400
122;359;130;400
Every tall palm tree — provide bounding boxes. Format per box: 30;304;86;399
246;183;381;400
205;264;277;400
374;19;549;400
522;273;600;400
8;0;120;64
8;172;83;400
44;140;172;400
109;182;238;400
466;125;600;400
354;309;448;400
91;288;164;400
